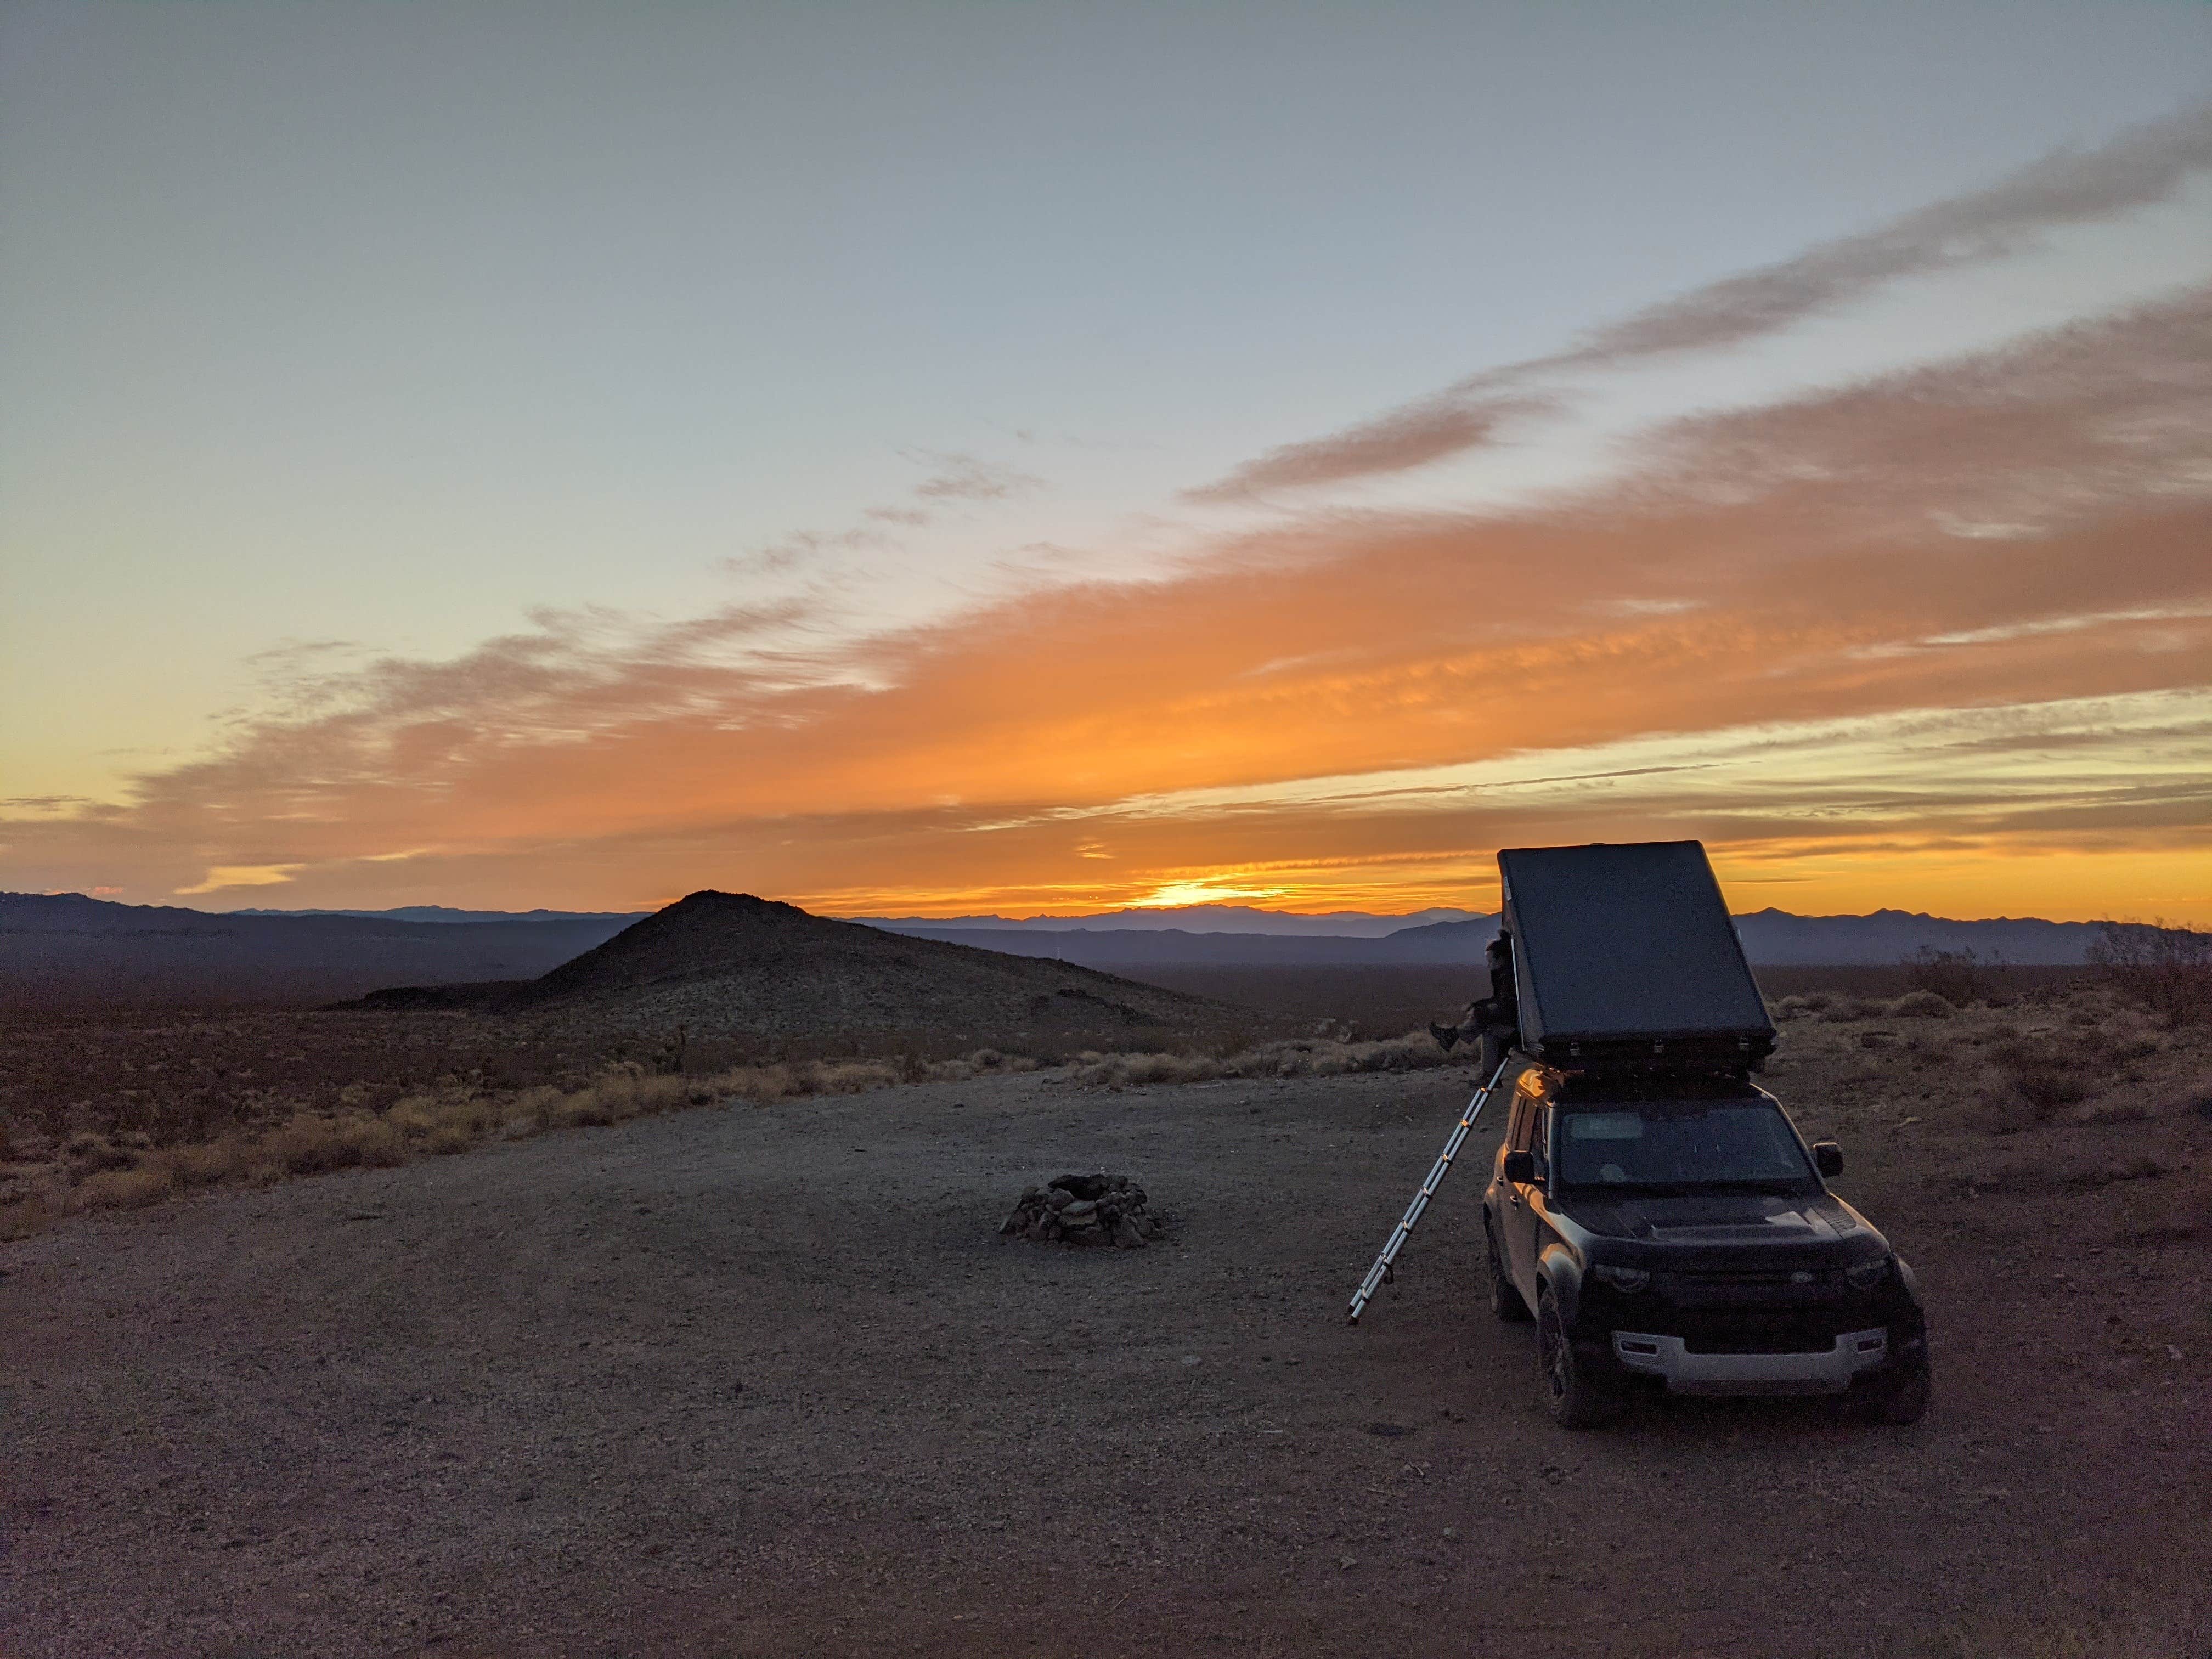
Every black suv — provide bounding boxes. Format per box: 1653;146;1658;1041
1481;1065;1930;1429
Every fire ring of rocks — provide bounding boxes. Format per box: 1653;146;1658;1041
998;1172;1165;1248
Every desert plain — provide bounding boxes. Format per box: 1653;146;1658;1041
2;964;2208;1658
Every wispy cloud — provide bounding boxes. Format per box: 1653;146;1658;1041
906;450;1042;504
1188;105;2212;501
1521;106;2212;374
1186;396;1551;501
731;450;1045;574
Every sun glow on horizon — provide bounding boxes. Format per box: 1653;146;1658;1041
1130;879;1295;909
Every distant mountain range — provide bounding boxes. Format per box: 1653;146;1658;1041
191;898;2144;964
868;907;2136;968
854;904;1481;937
0;893;640;1009
233;905;650;924
2;890;2143;1012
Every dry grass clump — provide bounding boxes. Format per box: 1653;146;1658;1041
74;1161;176;1210
1244;1031;1453;1079
1071;1050;1226;1088
4;1049;1007;1238
65;1132;141;1172
1978;1035;2090;1131
0;1188;60;1242
1889;990;1956;1019
164;1136;261;1189
66;1113;411;1212
1068;1031;1457;1090
258;1114;409;1176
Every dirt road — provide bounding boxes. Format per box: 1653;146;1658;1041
4;1049;2205;1657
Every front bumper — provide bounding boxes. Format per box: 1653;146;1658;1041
1610;1327;1891;1396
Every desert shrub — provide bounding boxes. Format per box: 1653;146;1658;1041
74;1162;175;1210
1771;995;1817;1020
1891;990;1956;1019
1073;1051;1224;1088
2087;919;2212;1025
1063;1036;1452;1088
334;1115;407;1169
1820;998;1871;1023
1221;1031;1453;1082
420;1121;474;1154
550;1094;617;1130
0;1191;58;1241
1986;1038;2088;1123
791;1059;902;1096
1902;946;1989;1006
385;1094;448;1138
165;1137;259;1188
391;1092;511;1146
260;1115;407;1176
66;1132;138;1172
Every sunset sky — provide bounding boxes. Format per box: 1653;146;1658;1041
4;3;2210;923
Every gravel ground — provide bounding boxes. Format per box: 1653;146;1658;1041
4;1040;2207;1657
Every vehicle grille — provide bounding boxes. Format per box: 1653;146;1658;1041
1677;1314;1840;1355
1665;1268;1841;1308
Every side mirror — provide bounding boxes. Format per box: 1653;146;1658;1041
1813;1141;1844;1178
1503;1149;1536;1184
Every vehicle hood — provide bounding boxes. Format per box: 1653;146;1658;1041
1558;1189;1883;1254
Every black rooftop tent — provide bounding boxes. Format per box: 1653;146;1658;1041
1498;840;1775;1071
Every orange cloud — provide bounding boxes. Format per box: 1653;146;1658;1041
8;285;2210;921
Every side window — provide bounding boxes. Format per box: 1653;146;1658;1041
1530;1105;1552;1181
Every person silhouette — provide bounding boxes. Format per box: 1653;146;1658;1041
1466;934;1521;1077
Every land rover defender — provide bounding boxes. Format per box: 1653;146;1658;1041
1347;839;1934;1428
1481;1064;1931;1427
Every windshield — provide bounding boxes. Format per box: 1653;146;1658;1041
1556;1099;1815;1191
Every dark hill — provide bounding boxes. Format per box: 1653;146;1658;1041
366;890;1243;1046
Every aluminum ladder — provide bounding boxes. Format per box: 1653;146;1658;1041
1346;1057;1511;1324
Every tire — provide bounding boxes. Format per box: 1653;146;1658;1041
1537;1286;1617;1430
1486;1221;1532;1323
1871;1347;1932;1426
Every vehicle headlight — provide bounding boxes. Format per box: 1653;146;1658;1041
1593;1264;1650;1293
1845;1256;1891;1290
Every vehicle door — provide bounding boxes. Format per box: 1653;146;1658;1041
1501;1093;1547;1303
